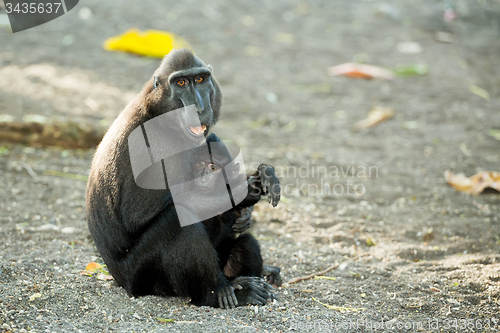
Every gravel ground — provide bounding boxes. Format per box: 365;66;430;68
1;0;500;332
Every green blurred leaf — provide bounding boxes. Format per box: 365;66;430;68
394;64;428;77
156;318;174;323
469;85;490;100
488;129;500;140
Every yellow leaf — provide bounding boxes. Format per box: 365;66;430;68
85;262;103;272
469;85;490;100
103;29;192;58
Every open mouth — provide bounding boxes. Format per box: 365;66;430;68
189;125;207;136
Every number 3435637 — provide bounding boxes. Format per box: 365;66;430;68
5;2;62;14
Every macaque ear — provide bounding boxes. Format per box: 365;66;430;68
153;75;159;89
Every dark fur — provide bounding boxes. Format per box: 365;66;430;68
86;50;280;308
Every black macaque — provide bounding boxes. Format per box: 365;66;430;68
86;49;281;309
195;133;282;286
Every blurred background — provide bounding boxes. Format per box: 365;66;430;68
1;0;500;331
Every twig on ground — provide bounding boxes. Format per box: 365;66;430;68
284;253;369;285
312;297;366;312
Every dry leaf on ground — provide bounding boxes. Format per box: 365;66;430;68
81;262;114;280
96;273;114;281
354;106;394;130
444;170;500;195
327;63;394;80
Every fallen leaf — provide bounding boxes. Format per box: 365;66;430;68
103;28;192;58
354;106;394;130
488;129;500;141
459;143;472;157
82;262;113;280
469;85;490;100
444;170;500;195
156;318;174;323
96;273;114;281
85;262;103;272
394;64;428;77
327;63;394;80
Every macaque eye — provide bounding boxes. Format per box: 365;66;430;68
197;162;205;169
177;79;187;86
195;76;204;83
209;163;217;171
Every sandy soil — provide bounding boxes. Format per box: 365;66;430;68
1;0;500;332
